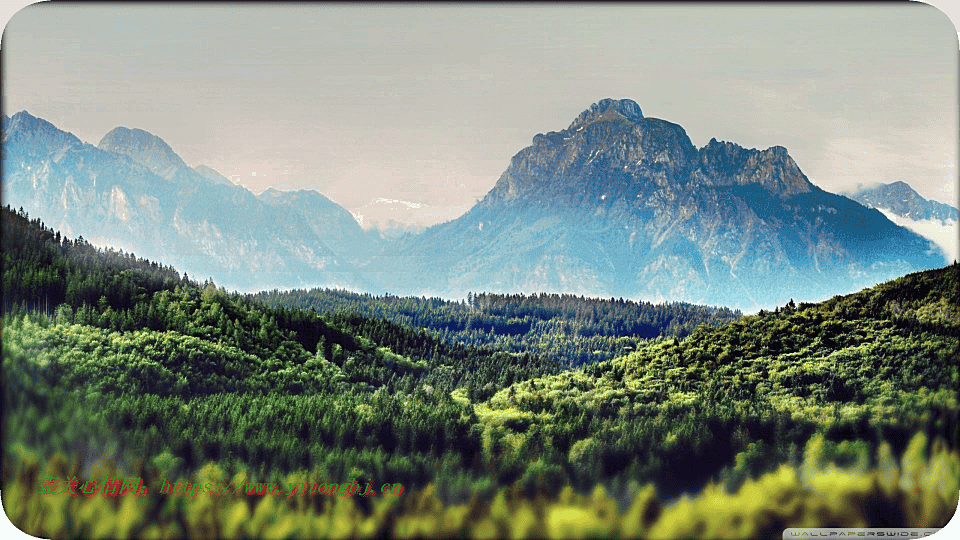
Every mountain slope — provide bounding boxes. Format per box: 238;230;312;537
2;110;374;292
258;187;381;261
847;181;959;263
384;99;945;309
98;126;191;182
477;261;959;498
848;181;959;222
192;164;234;186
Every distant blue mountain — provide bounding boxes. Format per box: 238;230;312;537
1;110;377;292
848;181;959;222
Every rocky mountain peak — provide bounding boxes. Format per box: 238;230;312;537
567;98;644;130
488;100;700;206
98;126;188;180
848;181;960;223
698;138;812;197
2;110;82;154
880;181;916;197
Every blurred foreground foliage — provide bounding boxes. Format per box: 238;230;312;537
3;432;957;539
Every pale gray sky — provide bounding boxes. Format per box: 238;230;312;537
2;2;958;227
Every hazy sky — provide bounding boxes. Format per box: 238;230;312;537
2;3;958;227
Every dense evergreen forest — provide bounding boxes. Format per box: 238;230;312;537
3;204;958;538
250;288;741;367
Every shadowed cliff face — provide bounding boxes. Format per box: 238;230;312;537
390;99;944;309
695;139;813;197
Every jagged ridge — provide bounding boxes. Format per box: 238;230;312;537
390;99;945;309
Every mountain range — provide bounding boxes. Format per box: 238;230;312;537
2;112;380;292
2;100;949;309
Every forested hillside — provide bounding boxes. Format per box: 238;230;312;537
2;204;565;493
3;204;957;538
250;288;740;367
475;264;958;500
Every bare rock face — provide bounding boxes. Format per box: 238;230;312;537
567;98;644;130
695;139;813;197
849;181;959;222
3;111;83;158
488;99;697;207
389;99;945;309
